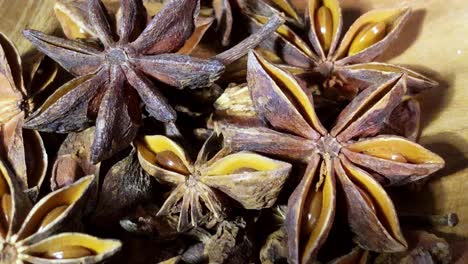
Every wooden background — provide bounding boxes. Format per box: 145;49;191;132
0;0;466;246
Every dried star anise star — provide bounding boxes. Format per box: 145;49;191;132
220;52;445;263
23;0;284;164
241;0;437;140
0;160;120;263
135;133;291;231
0;33;53;200
22;0;225;164
54;0;215;56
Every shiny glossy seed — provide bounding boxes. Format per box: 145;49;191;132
156;151;190;175
314;6;334;52
42;245;94;259
348;22;387;56
364;151;408;163
38;205;68;232
1;193;12;227
302;190;323;235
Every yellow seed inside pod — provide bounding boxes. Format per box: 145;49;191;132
302;190;323;236
42;245;94;259
348;22;387;56
156;151;190;175
38;205;69;232
364;150;408;163
314;6;334;53
1;193;12;227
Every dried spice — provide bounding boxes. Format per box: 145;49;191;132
120;203;180;239
135;133;291;231
0;160;121;263
375;230;452;264
328;247;369;264
22;0;284;164
211;83;265;127
0;33;53;200
240;0;438;140
51;128;99;191
92;149;155;230
219;52;445;263
54;0;215;55
212;0;234;46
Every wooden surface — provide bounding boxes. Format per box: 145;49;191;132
0;0;466;239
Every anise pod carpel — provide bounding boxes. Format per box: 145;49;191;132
135;133;291;232
383;96;421;141
219;52;445;263
23;0;284;164
0;160;121;263
54;0;215;55
241;0;438;99
51;128;99;191
211;83;265;128
328;247;369;264
92;149;154;230
0;33;53;200
212;0;233;46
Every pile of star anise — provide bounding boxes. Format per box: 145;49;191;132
0;0;457;263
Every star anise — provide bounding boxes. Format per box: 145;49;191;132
135;133;291;231
22;0;226;164
54;0;215;55
219;52;445;263
240;0;438;140
0;161;120;263
0;33;53;200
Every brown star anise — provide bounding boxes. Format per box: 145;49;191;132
219;52;445;263
54;0;215;55
0;160;120;263
0;33;53;200
240;0;437;140
23;0;284;164
135;133;291;231
22;0;227;164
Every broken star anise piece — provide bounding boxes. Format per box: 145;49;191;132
219;52;445;263
0;160;121;263
135;133;291;232
0;33;53;200
22;0;225;164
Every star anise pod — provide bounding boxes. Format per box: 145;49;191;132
51;128;99;191
21;0;226;164
0;161;121;263
135;133;291;231
0;33;54;200
22;0;283;164
240;0;438;140
54;0;215;55
219;52;445;263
